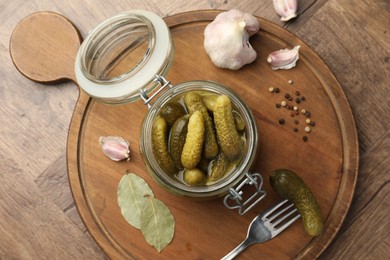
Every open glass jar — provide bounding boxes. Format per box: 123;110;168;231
75;10;265;214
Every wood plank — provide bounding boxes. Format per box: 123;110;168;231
321;130;390;259
294;0;390;153
35;154;87;232
0;152;104;259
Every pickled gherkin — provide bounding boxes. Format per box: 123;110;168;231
160;102;186;126
270;169;324;236
207;152;228;183
213;95;242;161
169;114;190;170
184;92;219;159
181;110;205;169
183;168;207;186
151;116;176;175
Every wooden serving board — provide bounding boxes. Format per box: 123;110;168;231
11;10;358;259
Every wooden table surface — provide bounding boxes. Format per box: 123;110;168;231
0;0;389;259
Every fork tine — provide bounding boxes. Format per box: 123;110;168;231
272;207;298;227
266;202;294;222
273;214;301;236
262;199;289;219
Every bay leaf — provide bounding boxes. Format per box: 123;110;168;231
140;197;175;252
117;172;154;229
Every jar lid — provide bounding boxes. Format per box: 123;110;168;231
75;10;173;104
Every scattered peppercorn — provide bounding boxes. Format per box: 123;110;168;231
290;112;295;117
293;128;298;132
310;121;315;126
303;136;308;142
301;96;306;101
305;111;311;118
295;91;300;96
285;93;291;99
275;103;281;108
296;98;301;104
294;110;299;115
294;120;299;125
279;119;285;125
274;88;280;93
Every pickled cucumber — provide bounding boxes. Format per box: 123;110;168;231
151;116;176;175
181;110;205;169
207;152;228;183
233;111;245;131
183;168;207;186
169;114;190;170
270;169;324;236
160;102;186;126
184;92;219;159
213;95;242;161
202;94;218;111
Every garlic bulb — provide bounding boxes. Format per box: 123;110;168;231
204;9;260;70
267;45;301;70
99;136;130;161
273;0;298;22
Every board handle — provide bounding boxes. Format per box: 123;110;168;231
10;11;82;84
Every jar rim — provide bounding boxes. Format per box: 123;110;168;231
74;10;173;103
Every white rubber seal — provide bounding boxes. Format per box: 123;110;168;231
75;10;171;100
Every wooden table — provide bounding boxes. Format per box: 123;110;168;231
0;0;389;259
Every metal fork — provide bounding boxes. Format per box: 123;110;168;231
221;199;301;260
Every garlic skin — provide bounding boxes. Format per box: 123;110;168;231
204;9;260;70
99;136;130;161
267;45;301;70
273;0;298;21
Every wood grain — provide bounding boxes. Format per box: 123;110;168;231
1;0;389;259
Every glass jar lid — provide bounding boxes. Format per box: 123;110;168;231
74;10;173;104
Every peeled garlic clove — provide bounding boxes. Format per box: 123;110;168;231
204;9;260;70
273;0;298;21
267;45;301;70
99;136;130;161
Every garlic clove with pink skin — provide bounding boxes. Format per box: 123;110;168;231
99;136;130;161
267;45;301;70
204;9;260;70
273;0;298;22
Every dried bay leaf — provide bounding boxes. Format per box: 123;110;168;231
118;172;154;229
140;197;175;252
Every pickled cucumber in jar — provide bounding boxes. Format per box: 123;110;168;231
153;90;247;187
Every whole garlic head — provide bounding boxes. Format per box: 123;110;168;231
204;9;260;70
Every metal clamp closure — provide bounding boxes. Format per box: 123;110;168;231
223;173;266;215
139;75;173;109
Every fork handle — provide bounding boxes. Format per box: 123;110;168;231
221;238;253;260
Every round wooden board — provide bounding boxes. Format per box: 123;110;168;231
67;10;358;259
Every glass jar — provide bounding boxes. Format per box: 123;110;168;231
75;10;265;212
